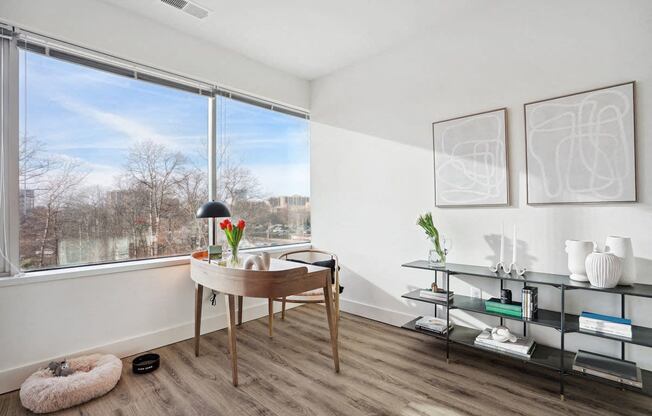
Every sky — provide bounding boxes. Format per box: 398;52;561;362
19;50;310;197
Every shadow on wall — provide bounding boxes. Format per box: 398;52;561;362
635;257;652;285
484;233;538;269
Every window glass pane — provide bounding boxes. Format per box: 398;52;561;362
217;97;310;248
19;50;208;271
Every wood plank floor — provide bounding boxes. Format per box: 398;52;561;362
2;304;651;415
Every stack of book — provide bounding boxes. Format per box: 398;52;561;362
484;298;522;317
419;289;453;302
415;316;453;335
474;329;536;359
573;350;642;388
579;312;632;338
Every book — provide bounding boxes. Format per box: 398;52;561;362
581;312;631;325
573;350;642;388
579;316;632;337
474;329;535;358
485;306;522;318
415;316;453;334
419;289;453;301
208;245;223;262
485;298;522;312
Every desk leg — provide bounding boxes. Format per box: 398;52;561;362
226;294;238;386
194;284;203;357
268;298;274;337
237;296;243;326
323;281;340;373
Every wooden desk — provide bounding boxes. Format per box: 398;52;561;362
190;250;340;386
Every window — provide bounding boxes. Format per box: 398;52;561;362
19;50;209;271
2;28;310;274
217;97;310;249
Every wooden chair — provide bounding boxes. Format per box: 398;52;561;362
269;249;340;333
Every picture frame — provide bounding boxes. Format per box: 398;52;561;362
524;82;637;204
432;108;509;207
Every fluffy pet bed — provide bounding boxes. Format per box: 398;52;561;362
20;354;122;414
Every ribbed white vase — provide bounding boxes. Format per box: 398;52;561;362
585;252;622;289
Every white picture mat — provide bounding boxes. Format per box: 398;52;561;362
433;109;508;207
525;82;636;204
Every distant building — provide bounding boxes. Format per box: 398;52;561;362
268;195;310;210
20;189;35;214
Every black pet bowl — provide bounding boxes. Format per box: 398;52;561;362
132;353;160;374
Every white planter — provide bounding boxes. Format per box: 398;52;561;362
565;240;595;282
585;252;622;289
605;236;636;285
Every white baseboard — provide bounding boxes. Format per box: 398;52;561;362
339;297;416;327
0;302;299;394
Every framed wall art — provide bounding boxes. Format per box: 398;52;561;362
432;108;509;207
524;82;636;204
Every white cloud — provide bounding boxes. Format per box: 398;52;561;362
249;163;310;197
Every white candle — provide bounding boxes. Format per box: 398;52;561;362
512;224;517;265
499;222;505;263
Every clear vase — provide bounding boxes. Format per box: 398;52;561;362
428;248;446;267
228;246;241;267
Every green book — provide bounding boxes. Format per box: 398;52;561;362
485;298;522;312
485;305;522;317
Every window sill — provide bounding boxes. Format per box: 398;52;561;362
0;242;311;288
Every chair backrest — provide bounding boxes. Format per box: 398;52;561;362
280;249;341;292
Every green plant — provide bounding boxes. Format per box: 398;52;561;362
417;212;444;260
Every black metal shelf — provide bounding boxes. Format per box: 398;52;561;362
402;317;573;371
402;260;652;400
402;289;576;330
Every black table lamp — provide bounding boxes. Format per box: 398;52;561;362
196;200;231;245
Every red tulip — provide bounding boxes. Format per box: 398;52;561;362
227;223;233;231
237;219;246;230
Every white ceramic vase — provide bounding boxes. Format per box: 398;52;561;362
585;252;622;289
565;240;595;282
605;236;636;286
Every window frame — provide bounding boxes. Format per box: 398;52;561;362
0;25;310;278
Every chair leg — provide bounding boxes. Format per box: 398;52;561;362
323;281;340;373
268;298;274;338
281;297;287;319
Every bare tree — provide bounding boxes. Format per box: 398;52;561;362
124;139;186;256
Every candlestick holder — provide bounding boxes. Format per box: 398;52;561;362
489;261;505;273
509;262;527;276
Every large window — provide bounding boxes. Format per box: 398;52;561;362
14;43;310;273
217;97;310;249
18;50;209;271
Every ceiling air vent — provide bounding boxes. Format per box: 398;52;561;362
160;0;209;19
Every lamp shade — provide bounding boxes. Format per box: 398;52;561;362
196;201;231;218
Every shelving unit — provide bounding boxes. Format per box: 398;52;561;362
401;260;652;399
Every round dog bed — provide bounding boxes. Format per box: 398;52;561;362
20;354;122;414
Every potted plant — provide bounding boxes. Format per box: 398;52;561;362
417;212;447;266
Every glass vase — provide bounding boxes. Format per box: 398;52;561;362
428;248;446;267
228;245;241;268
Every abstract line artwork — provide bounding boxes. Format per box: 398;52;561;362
525;82;636;204
433;108;508;207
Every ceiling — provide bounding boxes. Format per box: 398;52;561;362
99;0;473;80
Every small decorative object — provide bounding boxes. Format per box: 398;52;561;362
431;282;438;292
491;326;517;343
565;240;596;282
220;218;246;267
505;224;527;275
207;244;222;263
585;251;622;288
417;212;447;267
500;289;512;304
243;252;271;271
47;360;74;377
132;353;160;374
525;82;636;204
605;236;636;285
521;286;538;319
432;108;509;206
20;354;122;414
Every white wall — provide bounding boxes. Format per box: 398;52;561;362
311;0;652;370
0;0;310;109
0;0;310;393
